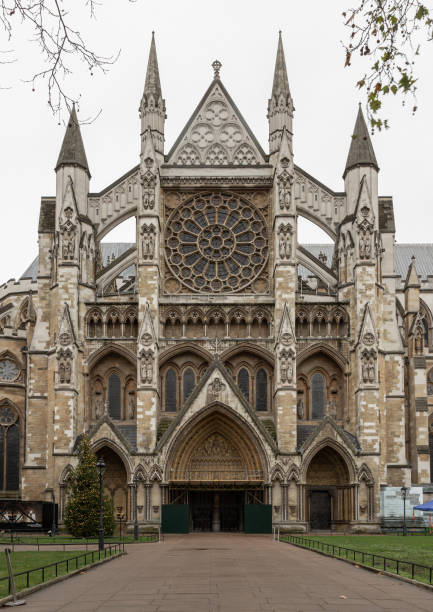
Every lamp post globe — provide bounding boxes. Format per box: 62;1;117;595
97;457;106;552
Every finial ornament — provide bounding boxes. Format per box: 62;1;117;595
212;60;222;79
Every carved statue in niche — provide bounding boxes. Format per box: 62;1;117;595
207;377;226;403
140;350;153;384
94;396;104;419
361;350;376;384
128;396;135;419
297;398;304;419
278;224;292;260
57;348;72;384
278;165;292;211
61;226;76;260
141;224;155;260
141;159;156;210
358;224;372;260
279;350;293;384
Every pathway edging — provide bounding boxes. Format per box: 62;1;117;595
281;539;433;593
0;551;126;607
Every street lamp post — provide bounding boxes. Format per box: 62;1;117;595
133;475;139;541
401;486;410;536
116;507;124;540
97;457;106;552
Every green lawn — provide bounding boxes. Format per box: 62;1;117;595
281;535;433;584
0;534;157;545
0;549;115;597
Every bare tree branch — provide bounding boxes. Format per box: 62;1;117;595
0;1;123;119
343;0;433;131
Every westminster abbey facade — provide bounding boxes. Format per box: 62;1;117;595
0;33;432;532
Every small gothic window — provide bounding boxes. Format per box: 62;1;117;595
238;368;250;400
256;368;267;411
165;368;177;412
311;372;325;419
422;317;429;346
0;404;19;491
183;368;195;403
108;373;121;419
428;369;433;396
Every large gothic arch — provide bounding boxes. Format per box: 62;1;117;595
164;403;269;484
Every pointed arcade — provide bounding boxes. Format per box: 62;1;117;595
55;105;90;176
344;106;378;178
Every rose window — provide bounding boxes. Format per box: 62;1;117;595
165;193;268;293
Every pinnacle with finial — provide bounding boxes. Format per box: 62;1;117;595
271;31;290;101
212;60;222;79
144;31;162;99
55;105;90;176
344;105;378;177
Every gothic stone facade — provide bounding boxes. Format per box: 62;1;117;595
0;34;432;532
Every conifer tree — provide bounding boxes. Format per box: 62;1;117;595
65;435;115;538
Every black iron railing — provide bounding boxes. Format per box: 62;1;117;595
0;542;124;596
281;535;433;585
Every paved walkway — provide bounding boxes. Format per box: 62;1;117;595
21;534;433;611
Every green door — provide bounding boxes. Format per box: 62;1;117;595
161;504;190;534
244;504;272;534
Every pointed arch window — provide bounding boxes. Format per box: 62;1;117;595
255;368;268;412
165;368;177;412
238;368;250;401
183;368;195;403
311;372;325;419
0;403;19;491
108;373;121;419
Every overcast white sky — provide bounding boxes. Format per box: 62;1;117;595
1;0;432;283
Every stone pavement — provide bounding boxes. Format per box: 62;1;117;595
20;534;433;611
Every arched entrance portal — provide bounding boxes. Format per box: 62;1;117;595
306;445;354;530
96;447;128;522
166;409;267;532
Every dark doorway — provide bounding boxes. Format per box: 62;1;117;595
189;491;244;532
310;490;331;529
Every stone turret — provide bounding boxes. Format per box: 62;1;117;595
139;32;166;162
268;32;294;159
344;105;378;218
55;105;90;217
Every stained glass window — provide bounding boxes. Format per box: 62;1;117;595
256;369;267;411
312;372;325;419
108;373;121;419
183;368;195;402
238;368;250;400
165;368;177;412
0;404;19;491
165;192;268;293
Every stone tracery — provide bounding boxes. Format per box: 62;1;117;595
165;192;268;293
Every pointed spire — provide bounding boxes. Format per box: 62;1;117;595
271;31;291;102
143;31;162;100
55;105;90;176
344;105;378;178
405;255;420;289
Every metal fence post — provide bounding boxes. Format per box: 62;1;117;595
4;548;26;607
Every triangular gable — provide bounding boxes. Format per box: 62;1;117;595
57;303;77;347
356;302;377;349
299;415;360;455
404;256;420;289
354;175;375;227
276;302;295;348
138;300;157;347
86;414;136;455
60;176;78;224
156;360;277;455
166;79;267;166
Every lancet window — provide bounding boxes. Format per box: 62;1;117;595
0;401;20;491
